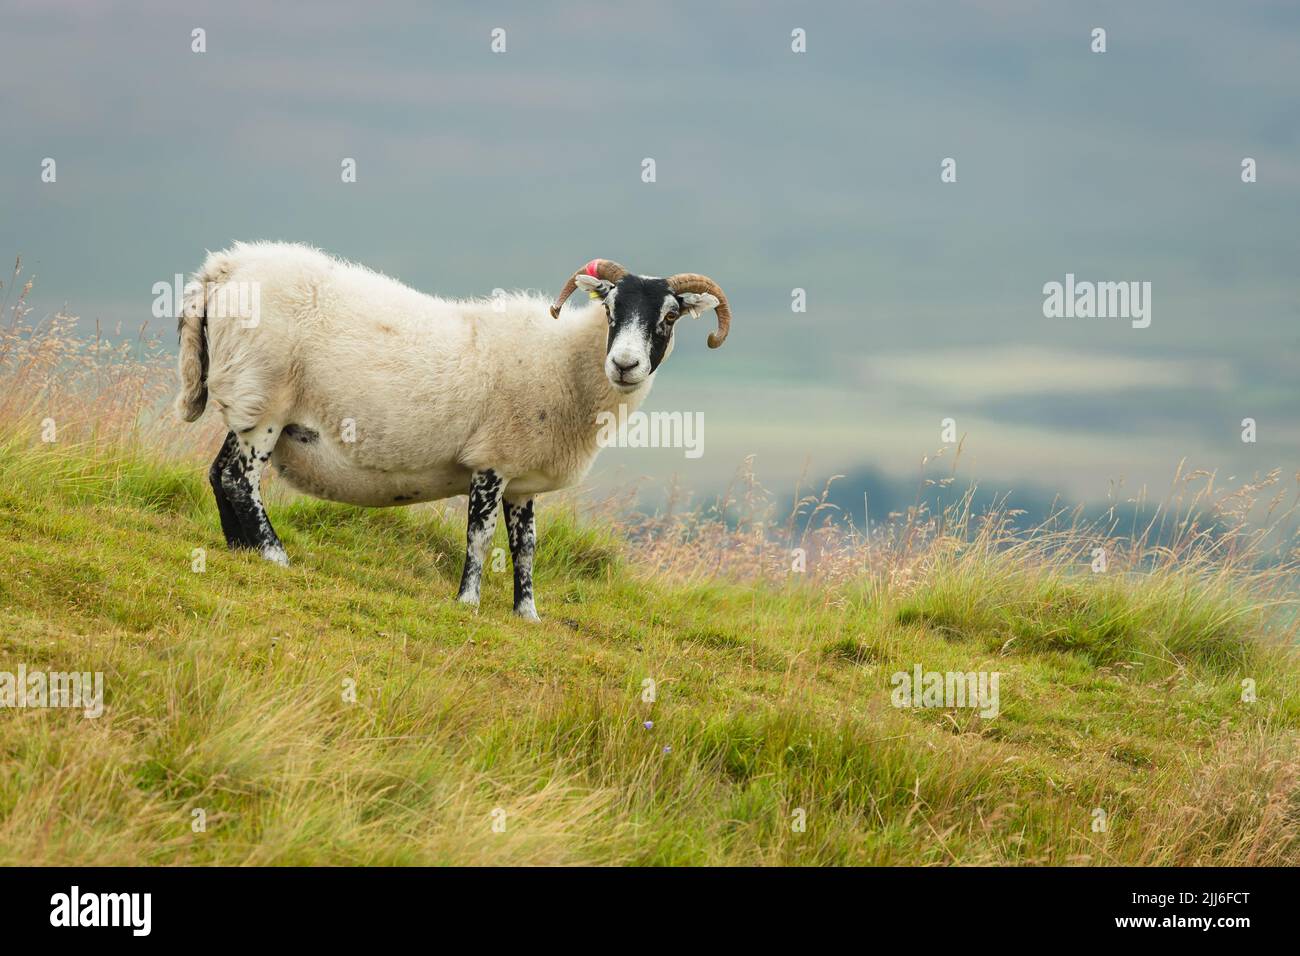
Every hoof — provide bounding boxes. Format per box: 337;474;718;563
457;592;480;609
514;603;540;622
261;545;290;567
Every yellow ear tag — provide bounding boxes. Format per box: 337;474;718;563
588;291;600;300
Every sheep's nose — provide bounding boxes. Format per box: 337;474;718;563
612;356;640;373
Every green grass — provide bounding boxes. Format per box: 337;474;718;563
1;438;1298;866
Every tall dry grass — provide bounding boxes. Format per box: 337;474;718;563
616;447;1300;625
0;257;220;458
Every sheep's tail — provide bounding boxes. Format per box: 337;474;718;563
174;272;211;422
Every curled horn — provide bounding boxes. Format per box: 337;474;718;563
667;273;732;348
549;259;629;318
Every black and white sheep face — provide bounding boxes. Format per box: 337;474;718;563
574;273;719;393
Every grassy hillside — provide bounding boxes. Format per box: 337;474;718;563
1;437;1298;866
0;267;1297;865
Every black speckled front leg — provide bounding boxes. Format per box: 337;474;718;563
503;496;537;620
457;469;505;607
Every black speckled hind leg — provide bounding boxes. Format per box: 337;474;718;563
209;432;254;549
218;424;288;566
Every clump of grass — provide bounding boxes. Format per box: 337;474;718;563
822;635;881;665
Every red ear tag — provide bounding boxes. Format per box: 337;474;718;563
584;259;602;278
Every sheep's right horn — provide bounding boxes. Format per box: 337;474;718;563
550;259;629;318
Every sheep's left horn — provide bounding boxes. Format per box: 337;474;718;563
667;273;732;348
550;259;629;318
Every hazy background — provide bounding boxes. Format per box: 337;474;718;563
2;0;1297;523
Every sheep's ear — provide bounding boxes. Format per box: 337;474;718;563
574;273;616;299
675;291;719;318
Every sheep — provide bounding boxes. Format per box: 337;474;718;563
174;242;732;619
